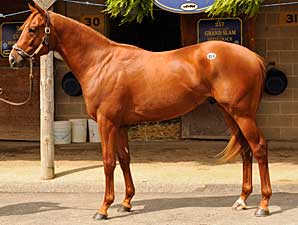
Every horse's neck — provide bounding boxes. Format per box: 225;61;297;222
52;12;113;82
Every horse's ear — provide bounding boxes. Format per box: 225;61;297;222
28;3;36;13
34;2;46;16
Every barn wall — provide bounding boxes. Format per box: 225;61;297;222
255;1;298;141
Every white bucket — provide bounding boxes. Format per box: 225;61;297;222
70;119;87;143
54;121;71;144
88;119;101;142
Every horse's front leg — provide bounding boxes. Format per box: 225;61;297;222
117;127;135;212
93;115;118;220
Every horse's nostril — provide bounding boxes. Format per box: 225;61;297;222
9;54;15;66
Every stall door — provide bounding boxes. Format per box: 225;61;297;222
181;101;230;139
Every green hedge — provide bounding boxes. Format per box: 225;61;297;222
104;0;263;24
104;0;153;24
207;0;263;18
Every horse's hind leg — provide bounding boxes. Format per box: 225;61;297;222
235;148;253;210
234;116;272;216
219;107;252;210
116;127;135;212
232;145;253;211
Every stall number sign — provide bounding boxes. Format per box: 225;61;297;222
197;18;242;45
279;12;298;26
80;15;104;33
1;22;23;57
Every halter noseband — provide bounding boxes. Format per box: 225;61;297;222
13;11;51;60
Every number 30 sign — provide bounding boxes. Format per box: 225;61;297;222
80;14;105;33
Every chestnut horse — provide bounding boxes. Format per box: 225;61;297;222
9;4;272;219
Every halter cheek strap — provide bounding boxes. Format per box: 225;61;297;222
13;11;51;60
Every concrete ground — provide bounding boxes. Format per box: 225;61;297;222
0;192;298;225
0;140;297;193
0;140;298;225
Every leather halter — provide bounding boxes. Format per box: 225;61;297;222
13;11;51;60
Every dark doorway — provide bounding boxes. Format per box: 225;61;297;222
108;9;181;51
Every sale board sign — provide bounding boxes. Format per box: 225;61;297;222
154;0;215;14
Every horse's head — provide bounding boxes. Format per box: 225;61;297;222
9;3;51;68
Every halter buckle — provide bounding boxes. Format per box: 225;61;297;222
45;27;51;34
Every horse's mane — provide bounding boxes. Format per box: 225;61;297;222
53;12;144;52
54;12;110;41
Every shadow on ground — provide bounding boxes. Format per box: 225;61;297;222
0;202;68;216
0;193;297;218
111;192;298;219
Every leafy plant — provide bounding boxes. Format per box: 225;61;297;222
104;0;154;24
206;0;264;18
104;0;263;24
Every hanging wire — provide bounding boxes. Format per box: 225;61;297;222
0;10;31;18
63;0;106;7
262;1;298;7
261;1;298;7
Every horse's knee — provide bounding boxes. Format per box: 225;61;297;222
103;160;116;174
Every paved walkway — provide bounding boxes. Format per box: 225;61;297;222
1;192;298;225
0;140;297;193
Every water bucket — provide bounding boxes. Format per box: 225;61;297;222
88;119;101;143
70;119;87;143
54;121;71;144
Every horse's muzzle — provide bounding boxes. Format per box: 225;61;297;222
9;50;25;68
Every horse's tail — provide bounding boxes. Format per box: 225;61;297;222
217;128;250;163
217;108;250;163
256;54;267;91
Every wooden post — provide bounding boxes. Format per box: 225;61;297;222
34;0;57;180
40;51;55;179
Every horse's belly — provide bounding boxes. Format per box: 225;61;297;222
124;93;207;124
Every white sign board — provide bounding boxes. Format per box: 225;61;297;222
33;0;56;10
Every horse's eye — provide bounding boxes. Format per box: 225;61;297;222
28;27;36;34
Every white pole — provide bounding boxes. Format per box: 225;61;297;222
40;51;55;179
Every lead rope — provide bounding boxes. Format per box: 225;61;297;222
0;58;34;106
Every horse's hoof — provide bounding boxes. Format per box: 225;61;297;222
232;198;247;210
255;207;270;217
93;212;107;220
117;205;131;212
